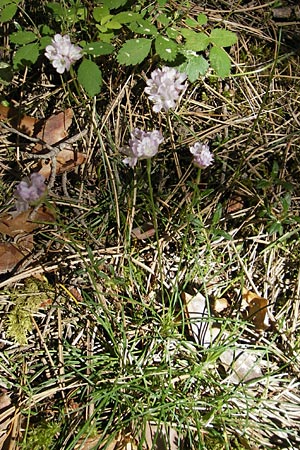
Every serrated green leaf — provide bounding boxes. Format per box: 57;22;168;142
157;13;170;26
166;27;180;40
209;46;231;78
102;0;128;9
96;31;114;43
83;41;114;56
185;17;199;27
39;36;52;49
78;59;102;97
209;28;237;47
181;29;210;52
106;20;122;29
178;54;209;82
114;11;140;23
117;38;151;65
129;19;157;36
197;13;207;25
93;6;110;22
13;43;39;69
10;31;37;45
47;2;66;18
155;35;177;62
0;3;17;22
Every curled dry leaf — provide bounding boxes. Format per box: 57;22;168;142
242;287;269;331
0;235;34;274
37;148;86;179
33;108;74;153
0;206;55;238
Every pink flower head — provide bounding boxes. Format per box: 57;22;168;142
45;34;82;74
144;66;187;113
122;128;164;168
14;173;46;212
190;142;214;169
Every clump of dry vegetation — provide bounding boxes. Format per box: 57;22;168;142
0;1;300;449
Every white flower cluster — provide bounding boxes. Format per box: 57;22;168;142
189;142;214;169
45;34;82;74
144;66;187;113
122;128;164;168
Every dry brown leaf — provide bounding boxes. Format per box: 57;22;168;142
0;104;39;136
0;206;55;238
242;288;269;331
33;108;73;153
0;235;34;274
37;148;86;179
0;105;73;152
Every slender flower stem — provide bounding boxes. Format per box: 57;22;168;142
147;159;164;295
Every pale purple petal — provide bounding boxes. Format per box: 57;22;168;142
45;34;82;74
121;128;164;167
189;142;214;169
145;66;187;112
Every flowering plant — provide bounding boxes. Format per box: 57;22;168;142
45;34;82;74
122;128;164;168
190;142;214;169
144;66;187;113
14;173;47;212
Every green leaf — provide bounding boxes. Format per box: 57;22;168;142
129;18;158;36
117;38;151;65
114;11;140;23
13;43;39;69
209;46;231;78
10;31;37;45
39;36;52;49
93;6;110;22
105;19;122;29
181;29;210;52
157;13;170;26
47;2;66;19
155;35;177;61
102;0;128;9
0;64;13;84
185;17;199;27
0;3;17;22
166;27;180;40
178;54;209;82
83;41;114;56
78;59;102;97
209;28;237;47
197;13;207;25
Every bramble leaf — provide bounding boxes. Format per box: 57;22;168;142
10;31;37;45
155;35;177;61
83;41;114;56
13;43;39;69
93;6;110;22
181;29;210;52
178;54;209;82
0;2;17;21
78;59;102;97
209;29;237;47
114;11;140;23
209;46;231;78
197;13;207;25
102;0;128;9
129;19;158;36
117;38;151;65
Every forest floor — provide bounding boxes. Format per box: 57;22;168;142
0;1;300;449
